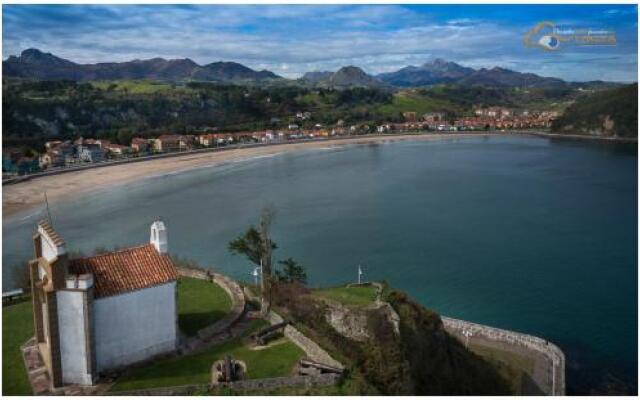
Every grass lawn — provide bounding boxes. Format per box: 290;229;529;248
177;277;232;336
3;299;34;395
468;342;535;395
312;285;377;307
2;277;233;395
90;80;190;94
110;320;305;392
378;91;461;117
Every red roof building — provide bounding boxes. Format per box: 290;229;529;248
29;219;178;387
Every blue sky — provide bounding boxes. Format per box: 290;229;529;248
2;4;638;82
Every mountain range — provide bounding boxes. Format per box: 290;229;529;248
2;48;615;89
3;48;280;82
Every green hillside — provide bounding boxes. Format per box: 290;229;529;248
551;83;638;138
2;77;614;153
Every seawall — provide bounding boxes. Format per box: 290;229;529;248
442;316;565;395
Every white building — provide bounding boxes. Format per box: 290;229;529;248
29;219;178;387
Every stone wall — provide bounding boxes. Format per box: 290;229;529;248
108;373;341;396
176;267;246;342
267;311;344;370
107;384;208;396
325;305;370;342
442;316;566;395
216;373;341;391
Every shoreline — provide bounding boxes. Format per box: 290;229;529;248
3;130;633;220
523;131;638;143
3;133;504;220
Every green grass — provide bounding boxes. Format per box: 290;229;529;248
3;299;34;395
90;80;189;94
377;91;461;117
177;277;232;336
312;285;377;307
1;278;234;395
468;342;535;395
110;320;305;392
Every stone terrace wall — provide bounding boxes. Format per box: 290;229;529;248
267;311;344;370
176;267;246;341
216;373;341;391
442;316;565;395
107;384;208;396
108;373;341;396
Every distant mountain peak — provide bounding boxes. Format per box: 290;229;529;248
377;58;473;87
328;66;383;87
16;48;76;67
300;70;333;83
429;58;450;66
3;49;281;82
378;58;568;88
299;66;383;88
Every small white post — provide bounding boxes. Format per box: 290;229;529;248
358;265;363;284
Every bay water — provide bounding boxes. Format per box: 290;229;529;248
3;135;637;394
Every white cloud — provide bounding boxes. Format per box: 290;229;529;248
2;4;637;82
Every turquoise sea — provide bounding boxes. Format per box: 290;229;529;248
3;135;637;394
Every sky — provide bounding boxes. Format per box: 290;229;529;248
2;4;638;82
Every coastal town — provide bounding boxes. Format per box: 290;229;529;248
2;106;559;177
3;2;637;397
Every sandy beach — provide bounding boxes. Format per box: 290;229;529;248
3;133;502;219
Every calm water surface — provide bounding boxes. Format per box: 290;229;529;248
3;135;637;394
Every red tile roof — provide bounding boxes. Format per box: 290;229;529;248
68;244;178;298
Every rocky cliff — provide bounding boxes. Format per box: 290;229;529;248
272;283;511;395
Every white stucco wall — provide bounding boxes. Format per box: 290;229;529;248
57;290;93;385
41;237;58;262
93;282;177;372
38;227;66;262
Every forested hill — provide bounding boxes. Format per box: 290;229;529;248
1;79;393;150
551;83;638;138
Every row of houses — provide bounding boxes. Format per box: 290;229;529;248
38;135;188;169
401;108;560;131
2;149;39;175
35;129;330;171
7;106;561;173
